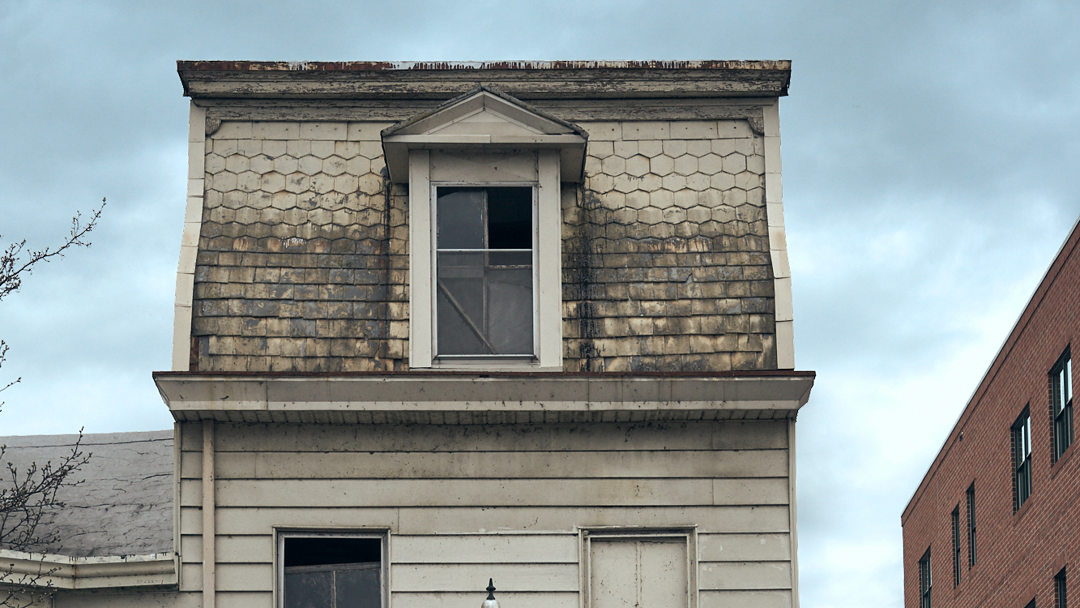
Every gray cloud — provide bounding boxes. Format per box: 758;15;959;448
1;1;1078;606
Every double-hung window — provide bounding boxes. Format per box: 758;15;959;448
951;506;961;587
966;484;976;568
919;549;932;608
435;186;535;357
1013;407;1033;511
1052;347;1073;463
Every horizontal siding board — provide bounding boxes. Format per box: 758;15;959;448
698;533;792;562
391;592;578;608
698;561;791;590
712;478;788;505
182;478;720;508
392;534;578;564
195;421;785;453
201;506;789;535
180;449;787;480
391;563;578;592
699;589;792;608
181;534;273;564
53;591;200;608
181;563;273;592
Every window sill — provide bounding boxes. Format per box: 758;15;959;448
1012;493;1034;523
1050;442;1077;480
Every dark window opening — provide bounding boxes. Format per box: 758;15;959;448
966;484;976;568
1057;568;1068;608
435;186;534;357
1013;407;1032;511
1052;347;1073;463
283;536;382;608
952;506;961;587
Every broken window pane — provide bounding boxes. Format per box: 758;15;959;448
283;537;381;608
436;187;533;356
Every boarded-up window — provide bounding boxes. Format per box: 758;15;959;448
588;534;691;608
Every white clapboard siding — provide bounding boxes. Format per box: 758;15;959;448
699;589;793;608
698;561;792;590
179;448;787;480
392;534;578;563
391;592;578;608
53;591;199;608
180;505;791;536
179;420;786;453
181;478;771;508
181;563;272;592
391;563;578;592
698;533;792;562
181;534;273;564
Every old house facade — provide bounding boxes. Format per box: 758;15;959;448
3;61;814;608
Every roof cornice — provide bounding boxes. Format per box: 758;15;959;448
153;372;815;424
177;60;792;100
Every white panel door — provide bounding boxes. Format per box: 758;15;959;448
590;538;688;608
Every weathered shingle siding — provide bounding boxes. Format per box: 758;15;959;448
564;120;775;372
193;122;410;372
192;116;775;372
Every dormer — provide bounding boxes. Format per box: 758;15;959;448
382;88;588;370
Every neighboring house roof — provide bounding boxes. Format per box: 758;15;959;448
0;431;173;557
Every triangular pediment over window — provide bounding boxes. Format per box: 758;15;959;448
382;87;588;183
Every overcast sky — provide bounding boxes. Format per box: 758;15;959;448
1;1;1078;606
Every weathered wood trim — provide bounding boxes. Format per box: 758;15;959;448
200;99;770;124
201;422;215;608
172;101;204;371
177;62;791;100
0;550;176;590
763;100;794;369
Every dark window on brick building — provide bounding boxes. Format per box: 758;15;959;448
1057;568;1068;608
1027;600;1037;608
1051;347;1073;463
1013;407;1033;511
919;549;932;608
966;484;976;568
951;506;961;587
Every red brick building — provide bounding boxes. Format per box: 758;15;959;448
902;218;1079;608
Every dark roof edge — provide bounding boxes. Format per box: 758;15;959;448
153;369;816;379
177;59;791;73
177;60;791;100
902;215;1080;522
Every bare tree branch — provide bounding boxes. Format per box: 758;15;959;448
0;201;102;605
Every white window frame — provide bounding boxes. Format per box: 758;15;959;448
409;148;563;369
276;529;388;608
579;527;698;608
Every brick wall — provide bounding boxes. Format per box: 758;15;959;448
901;222;1080;608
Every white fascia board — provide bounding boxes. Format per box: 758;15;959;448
0;550;176;590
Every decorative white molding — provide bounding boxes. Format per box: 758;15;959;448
172;102;205;371
762;101;795;369
0;550;176;590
